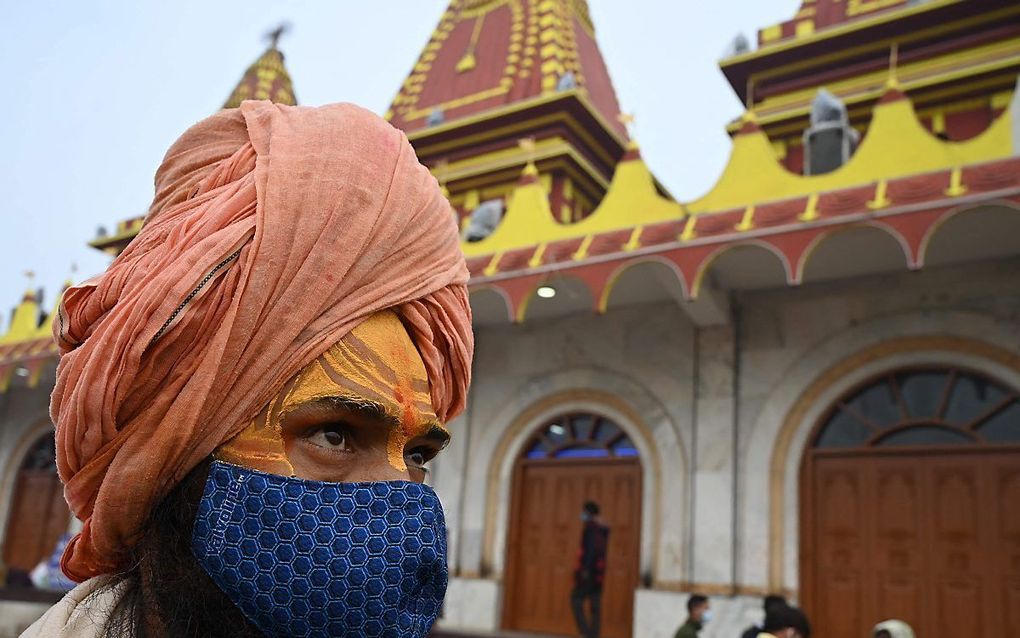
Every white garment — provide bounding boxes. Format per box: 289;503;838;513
873;619;916;638
20;576;129;638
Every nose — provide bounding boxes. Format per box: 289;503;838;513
351;455;413;483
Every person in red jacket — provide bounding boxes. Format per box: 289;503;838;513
571;501;610;638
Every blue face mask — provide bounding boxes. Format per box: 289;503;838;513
192;461;448;638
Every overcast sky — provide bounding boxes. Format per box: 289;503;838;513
0;0;798;324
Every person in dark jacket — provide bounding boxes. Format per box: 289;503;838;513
674;593;710;638
741;594;788;638
571;501;609;638
760;604;811;638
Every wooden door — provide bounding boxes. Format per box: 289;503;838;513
3;435;70;574
803;449;1020;638
503;458;641;637
802;366;1020;637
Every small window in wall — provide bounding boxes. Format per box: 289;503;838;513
524;413;638;459
814;367;1019;449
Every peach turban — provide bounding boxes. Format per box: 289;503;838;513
50;101;473;581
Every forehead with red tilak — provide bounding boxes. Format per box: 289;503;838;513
216;311;439;475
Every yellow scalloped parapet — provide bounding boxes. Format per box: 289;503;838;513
460;146;683;258
687;87;1015;214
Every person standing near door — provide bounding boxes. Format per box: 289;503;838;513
740;594;788;638
571;501;609;638
758;604;811;638
674;593;710;638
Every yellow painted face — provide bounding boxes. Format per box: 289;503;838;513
216;311;448;483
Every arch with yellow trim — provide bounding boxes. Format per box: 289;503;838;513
917;199;1020;268
795;221;913;284
598;257;688;313
691;240;793;299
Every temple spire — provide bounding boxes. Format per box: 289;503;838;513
387;0;625;137
223;24;297;109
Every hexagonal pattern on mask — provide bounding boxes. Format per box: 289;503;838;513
193;461;448;637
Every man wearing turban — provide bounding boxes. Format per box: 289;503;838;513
23;101;473;637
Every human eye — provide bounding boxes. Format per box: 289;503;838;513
303;423;353;452
405;446;432;470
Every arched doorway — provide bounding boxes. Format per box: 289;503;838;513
503;413;642;637
800;366;1020;638
3;432;70;581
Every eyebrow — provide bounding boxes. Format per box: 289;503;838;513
285;394;449;446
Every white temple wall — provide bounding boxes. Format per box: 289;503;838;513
434;255;1020;636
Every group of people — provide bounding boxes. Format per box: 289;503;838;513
676;593;810;638
675;593;916;638
570;501;915;638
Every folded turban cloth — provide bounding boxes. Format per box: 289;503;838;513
50;101;473;582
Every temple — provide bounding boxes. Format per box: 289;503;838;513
2;2;1019;637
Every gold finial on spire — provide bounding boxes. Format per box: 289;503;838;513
518;137;539;178
21;271;37;302
886;42;901;89
266;23;289;50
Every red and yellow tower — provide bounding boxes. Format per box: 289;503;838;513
386;0;634;225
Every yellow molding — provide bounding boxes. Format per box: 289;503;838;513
415;112;618;171
447;156;604;206
409;89;627;156
798;193;820;222
771;139;788;160
438;140;611;192
574;235;593;260
680;216;698;242
559;203;571;223
945;166;968;197
761;24;783;44
991;90;1014;110
752;37;1020;116
738;71;1017;136
867;180;891;210
848;0;908;18
529;243;547;268
624;226;643;251
735;205;756;231
401;84;511;122
724;0;978;68
484;252;503;277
